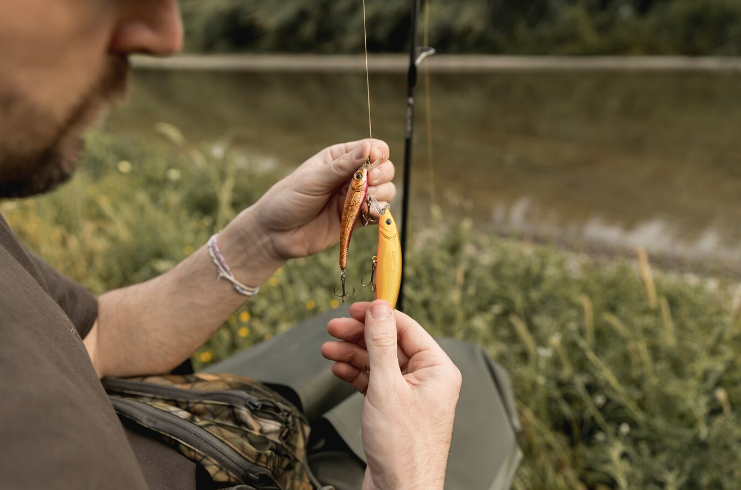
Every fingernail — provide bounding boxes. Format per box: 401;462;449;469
370;303;392;320
371;168;381;183
354;144;365;160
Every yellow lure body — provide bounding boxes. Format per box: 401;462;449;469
376;208;402;309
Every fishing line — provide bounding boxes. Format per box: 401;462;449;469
362;0;372;140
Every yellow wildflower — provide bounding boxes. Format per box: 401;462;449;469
238;327;250;338
330;299;340;309
269;277;279;287
238;311;251;323
198;351;213;363
264;333;273;341
305;300;316;310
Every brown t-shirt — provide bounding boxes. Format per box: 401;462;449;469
0;212;156;489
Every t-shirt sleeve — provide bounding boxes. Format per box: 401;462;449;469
30;254;99;339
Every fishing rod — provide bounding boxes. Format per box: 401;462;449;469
397;0;434;313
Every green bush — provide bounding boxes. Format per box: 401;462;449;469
3;130;740;488
649;0;741;55
179;0;741;55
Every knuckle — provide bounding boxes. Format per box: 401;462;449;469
368;331;397;349
453;368;463;388
444;363;463;388
386;162;395;179
330;157;348;176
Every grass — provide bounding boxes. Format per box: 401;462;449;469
2;129;740;489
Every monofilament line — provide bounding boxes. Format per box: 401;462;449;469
362;0;372;140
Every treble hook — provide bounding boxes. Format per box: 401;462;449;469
360;256;378;292
334;269;355;302
361;194;390;227
362;194;377;227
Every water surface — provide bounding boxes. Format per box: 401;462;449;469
106;69;741;270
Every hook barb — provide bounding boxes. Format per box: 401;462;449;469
361;256;378;292
334;269;355;302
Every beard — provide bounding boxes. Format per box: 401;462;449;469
0;54;130;198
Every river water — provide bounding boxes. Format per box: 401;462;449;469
106;68;741;271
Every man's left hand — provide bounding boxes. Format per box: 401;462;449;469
223;139;395;271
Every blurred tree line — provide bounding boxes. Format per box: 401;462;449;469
180;0;741;55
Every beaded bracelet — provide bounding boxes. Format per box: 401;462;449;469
207;233;260;297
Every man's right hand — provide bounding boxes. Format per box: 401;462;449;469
322;301;462;490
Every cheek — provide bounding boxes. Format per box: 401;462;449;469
0;0;113;125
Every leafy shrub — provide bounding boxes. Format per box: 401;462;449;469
179;0;741;55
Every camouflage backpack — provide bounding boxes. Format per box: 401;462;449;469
103;373;314;490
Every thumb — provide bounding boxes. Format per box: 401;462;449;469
364;300;402;379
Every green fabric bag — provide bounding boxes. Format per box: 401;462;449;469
104;373;313;490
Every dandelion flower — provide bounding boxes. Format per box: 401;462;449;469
238;327;250;338
238;311;251;323
198;351;213;363
166;168;181;181
269;277;279;287
593;394;606;407
264;333;273;340
536;347;553;359
330;299;340;309
117;160;132;174
211;144;225;159
305;300;316;310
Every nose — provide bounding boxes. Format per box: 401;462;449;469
109;0;183;56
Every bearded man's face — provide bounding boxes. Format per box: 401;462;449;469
0;0;182;198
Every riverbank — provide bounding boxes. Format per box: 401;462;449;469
132;54;741;73
2;131;739;488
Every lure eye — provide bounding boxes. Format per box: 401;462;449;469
386;219;392;225
354;172;363;180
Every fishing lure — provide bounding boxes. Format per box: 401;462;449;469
334;163;369;301
361;204;402;309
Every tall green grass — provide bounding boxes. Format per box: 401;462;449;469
2;130;740;489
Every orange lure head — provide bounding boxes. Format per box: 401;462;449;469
339;167;368;271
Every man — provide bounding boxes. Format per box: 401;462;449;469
1;1;521;489
0;1;464;489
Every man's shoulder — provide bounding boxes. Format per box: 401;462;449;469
0;211;98;336
0;218;148;489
